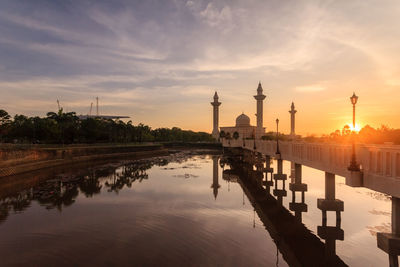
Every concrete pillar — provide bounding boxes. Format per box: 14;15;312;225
377;197;400;267
325;172;336;200
290;161;295;182
289;163;308;222
277;159;283;174
318;172;344;223
392;197;400;235
273;159;287;205
211;92;221;140
317;173;344;259
263;157;274;192
295;163;302;184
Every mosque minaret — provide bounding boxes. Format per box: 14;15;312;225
254;82;266;139
211;91;221;140
289;102;297;137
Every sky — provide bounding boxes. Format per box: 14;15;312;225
0;0;399;136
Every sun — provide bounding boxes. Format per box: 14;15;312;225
347;123;361;132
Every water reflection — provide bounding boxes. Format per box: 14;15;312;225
0;157;169;223
211;156;220;199
377;196;400;266
273;159;287;206
289;163;308;222
222;154;348;266
0;152;398;266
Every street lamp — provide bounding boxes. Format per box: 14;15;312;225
276;118;280;155
350;92;358;129
348;92;360;171
253;128;256;150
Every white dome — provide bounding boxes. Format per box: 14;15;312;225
236;113;250;127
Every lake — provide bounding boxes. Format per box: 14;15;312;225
0;151;393;266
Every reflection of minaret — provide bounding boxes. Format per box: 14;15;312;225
254;82;266;139
211;92;221;140
211;156;221;200
273;159;287;205
377;196;400;267
289;163;308;222
289;102;297;138
317;172;344;259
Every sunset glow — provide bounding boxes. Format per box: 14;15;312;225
0;0;399;135
1;2;400;267
347;123;362;133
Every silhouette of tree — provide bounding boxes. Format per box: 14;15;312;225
342;125;351;136
0;109;213;144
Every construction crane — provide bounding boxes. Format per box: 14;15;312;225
89;102;93;116
77;96;130;120
57;99;61;112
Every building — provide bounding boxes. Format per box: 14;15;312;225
220;113;257;140
211;82;266;140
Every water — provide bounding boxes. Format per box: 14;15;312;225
0;151;393;266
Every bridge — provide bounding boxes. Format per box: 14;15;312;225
212;84;400;266
221;138;400;266
222;138;400;197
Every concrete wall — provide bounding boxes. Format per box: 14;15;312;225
0;144;167;178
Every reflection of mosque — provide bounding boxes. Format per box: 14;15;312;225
221;152;347;266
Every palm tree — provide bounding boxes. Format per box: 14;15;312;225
47;108;78;144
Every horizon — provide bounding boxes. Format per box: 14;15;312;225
1;0;400;135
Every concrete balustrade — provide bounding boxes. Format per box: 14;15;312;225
222;138;400;197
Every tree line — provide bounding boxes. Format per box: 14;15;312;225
218;124;400;145
303;124;400;145
0;109;213;144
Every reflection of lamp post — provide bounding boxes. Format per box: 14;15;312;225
348;92;360;171
276;118;280;155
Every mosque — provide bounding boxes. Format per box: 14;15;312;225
211;82;267;140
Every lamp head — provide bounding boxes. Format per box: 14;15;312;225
350;92;358;105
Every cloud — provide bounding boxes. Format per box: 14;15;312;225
0;0;400;133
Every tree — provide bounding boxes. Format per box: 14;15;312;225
0;110;11;142
342;125;351;136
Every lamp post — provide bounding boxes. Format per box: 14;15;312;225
348;92;360;171
276;118;280;155
351;92;358;129
253;128;256;150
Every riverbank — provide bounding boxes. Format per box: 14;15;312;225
0;143;221;178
